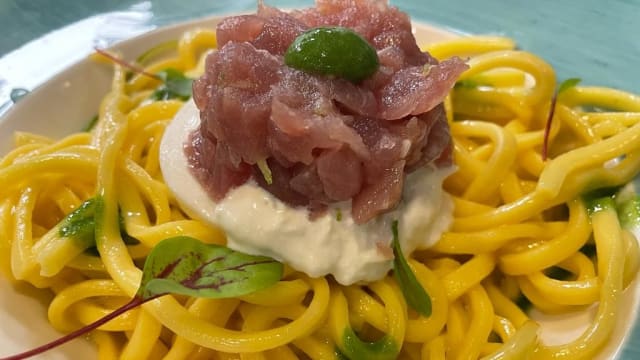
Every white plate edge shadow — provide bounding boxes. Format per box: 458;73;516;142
0;13;638;360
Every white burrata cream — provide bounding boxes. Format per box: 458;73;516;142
160;100;454;285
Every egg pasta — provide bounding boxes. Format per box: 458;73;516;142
1;27;640;360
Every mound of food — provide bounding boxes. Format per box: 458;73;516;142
189;0;467;223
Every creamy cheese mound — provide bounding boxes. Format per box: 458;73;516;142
160;100;454;285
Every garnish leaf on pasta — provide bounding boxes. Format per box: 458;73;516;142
558;77;582;94
454;78;484;89
84;114;99;131
1;236;283;360
56;197;138;255
58;198;97;248
391;220;432;317
582;187;618;215
340;328;398;360
151;68;193;101
137;236;283;300
618;194;640;231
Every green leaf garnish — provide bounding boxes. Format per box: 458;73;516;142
59;198;97;248
257;159;273;185
454;79;483;89
137;236;283;300
284;27;379;83
391;220;432;317
340;328;398;360
618;197;640;230
3;236;282;360
151;68;193;101
558;77;581;94
56;197;139;256
581;187;618;215
84;114;99;132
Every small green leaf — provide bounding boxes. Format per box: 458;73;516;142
558;78;581;94
137;236;283;300
454;79;482;89
10;88;30;103
284;27;379;83
151;68;193;101
84;114;99;132
340;328;398;360
59;198;97;248
391;220;432;317
581;187;618;215
57;197;139;256
257;159;273;185
618;197;640;229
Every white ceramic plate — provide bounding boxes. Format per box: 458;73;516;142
0;15;638;360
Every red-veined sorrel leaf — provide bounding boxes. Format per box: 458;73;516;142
0;236;282;360
137;236;283;300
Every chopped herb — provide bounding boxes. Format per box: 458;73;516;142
558;78;581;94
59;198;97;249
84;114;99;132
391;220;432;317
340;328;398;360
10;88;29;103
257;159;273;185
57;197;139;257
3;236;282;360
454;79;482;89
150;68;193;101
582;187;618;215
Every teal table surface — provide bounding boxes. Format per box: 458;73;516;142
0;0;640;358
1;0;639;93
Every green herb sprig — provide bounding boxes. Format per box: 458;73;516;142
391;220;432;317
